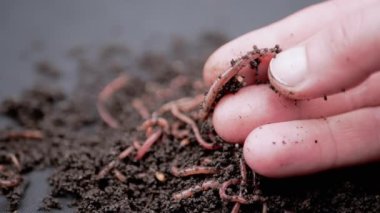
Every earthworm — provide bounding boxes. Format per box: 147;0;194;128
172;180;220;201
231;203;241;213
113;169;127;182
135;129;163;160
0;176;22;188
132;98;150;119
239;159;247;186
200;157;213;165
262;203;268;213
133;140;142;150
171;122;190;139
230;159;247;213
118;146;135;160
145;126;153;137
9;153;21;172
97;146;134;179
154;75;189;99
0;130;44;141
170;164;220;177
158;95;203;114
200;45;280;120
96;160;117;179
0;165;13;177
253;171;258;187
169;75;189;90
140;117;170;135
97;74;129;128
219;179;264;204
219;179;248;204
192;79;205;91
199;54;256;120
170;105;220;150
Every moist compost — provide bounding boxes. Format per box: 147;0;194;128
1;33;380;212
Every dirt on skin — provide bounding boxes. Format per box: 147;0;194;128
1;32;380;212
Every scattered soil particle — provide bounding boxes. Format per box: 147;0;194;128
35;60;62;79
39;196;62;211
269;84;278;94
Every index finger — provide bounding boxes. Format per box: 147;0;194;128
203;0;377;86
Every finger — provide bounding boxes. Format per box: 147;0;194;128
243;106;380;177
203;0;377;86
269;2;380;99
213;72;380;143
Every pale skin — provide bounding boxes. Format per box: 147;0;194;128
203;0;380;178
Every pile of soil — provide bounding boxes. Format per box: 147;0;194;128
1;32;380;212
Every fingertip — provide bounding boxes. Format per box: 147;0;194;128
243;127;280;177
212;93;247;143
269;4;380;99
268;46;309;99
243;126;303;178
243;122;325;178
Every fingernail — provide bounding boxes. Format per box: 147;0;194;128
269;46;308;87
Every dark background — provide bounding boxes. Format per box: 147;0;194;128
0;0;318;211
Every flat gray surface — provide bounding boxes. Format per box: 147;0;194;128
0;0;319;212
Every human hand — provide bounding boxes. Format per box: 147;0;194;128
203;0;380;177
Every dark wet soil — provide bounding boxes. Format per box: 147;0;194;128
1;32;380;212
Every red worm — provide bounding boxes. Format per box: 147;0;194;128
97;74;129;128
199;54;258;120
135;129;163;160
200;45;280;120
96;160;117;179
131;98;150;119
171;122;190;139
230;159;248;213
0;176;22;188
140;117;170;135
172;180;220;201
239;159;247;185
170;105;220;150
158;95;204;114
231;203;241;213
219;179;249;204
118;146;135;160
9;153;21;172
133;140;142;149
219;179;264;204
200;157;213;165
171;165;220;177
0;130;44;141
97;146;134;179
113;169;127;182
